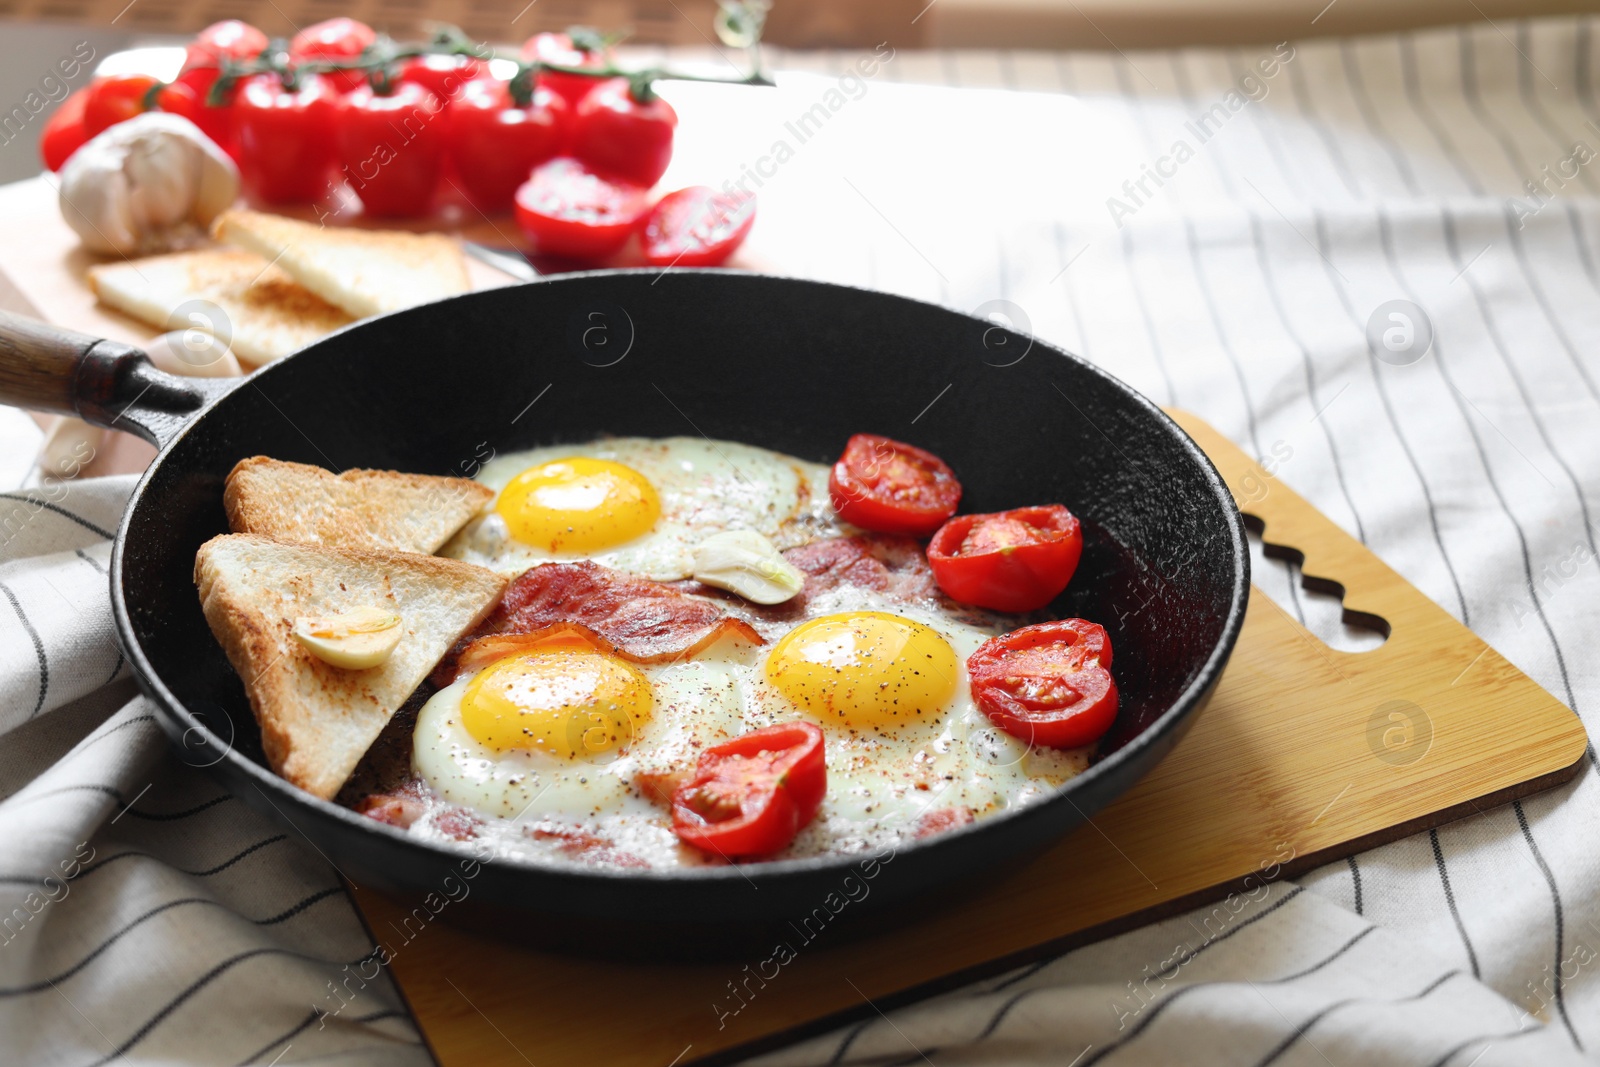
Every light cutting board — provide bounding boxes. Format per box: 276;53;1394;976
347;410;1588;1067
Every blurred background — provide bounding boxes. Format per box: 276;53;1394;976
4;0;1597;190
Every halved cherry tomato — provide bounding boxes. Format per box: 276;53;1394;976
518;31;608;105
671;722;826;860
40;89;90;171
828;433;962;538
336;83;447;217
513;157;650;260
641;187;755;267
234;73;339;204
82;74;160;138
928;505;1083;612
968;619;1118;749
571;77;676;187
446;78;569;212
398;53;487;105
290;18;377;93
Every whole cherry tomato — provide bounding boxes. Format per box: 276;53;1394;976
156;81;236;154
446;78;569;212
513;157;650;260
179;19;269;95
234;73;339;204
927;504;1084;612
967;620;1118;750
82;74;160;138
40;88;90;171
640;187;755;267
290;18;377;93
518;32;608;105
571;77;676;187
398;53;487;105
337;83;447;217
828;433;962;538
671;722;826;860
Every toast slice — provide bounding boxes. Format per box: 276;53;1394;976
224;457;493;554
195;534;506;799
87;249;353;367
212;209;470;319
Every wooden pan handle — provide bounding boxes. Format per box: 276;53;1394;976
0;310;213;447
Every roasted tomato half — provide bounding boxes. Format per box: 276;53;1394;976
967;619;1117;749
928;504;1083;612
671;721;826;860
827;433;961;538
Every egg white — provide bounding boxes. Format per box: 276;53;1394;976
412;592;1091;867
440;436;841;580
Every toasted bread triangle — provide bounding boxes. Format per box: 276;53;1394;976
87;249;353;367
195;534;506;799
212;209;470;319
225;457;493;555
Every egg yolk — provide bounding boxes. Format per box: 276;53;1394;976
765;612;958;728
461;648;653;760
496;457;661;553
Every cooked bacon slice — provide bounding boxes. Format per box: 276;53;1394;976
782;535;940;608
435;561;763;684
526;821;649;868
914;807;976;838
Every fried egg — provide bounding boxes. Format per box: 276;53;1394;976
411;592;1090;866
441;437;840;580
408;434;1094;868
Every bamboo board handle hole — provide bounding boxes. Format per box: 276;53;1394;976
1242;513;1391;653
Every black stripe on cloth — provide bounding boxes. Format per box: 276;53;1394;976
1075;911;1367;1067
989;958;1053;993
0;493;114;539
73;834;288;882
1425;1020;1546;1067
233;1008;411;1067
1284;52;1363;199
1429;829;1481;978
104;650;124;686
978;887;1312;1050
1397;35;1484;195
1441;110;1600;560
1505;210;1600;411
80;944;381;1067
72;548;106;575
1514;801;1581;1049
1346;856;1363;915
1457;26;1540;179
1339;41;1421;194
1249;967;1460;1067
1309;77;1464;625
1402;210;1582;714
827;1017;877;1065
1115;226;1177;407
1109;54;1304;623
125;793;234;821
1179;50;1367;545
0;886;343;996
0;580;49;720
1515;23;1600;196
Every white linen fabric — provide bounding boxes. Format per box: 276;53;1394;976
4;16;1600;1066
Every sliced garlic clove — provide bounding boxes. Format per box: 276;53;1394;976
292;606;403;669
692;529;805;605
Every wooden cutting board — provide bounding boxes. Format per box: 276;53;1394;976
345;410;1586;1067
0;174;1584;1067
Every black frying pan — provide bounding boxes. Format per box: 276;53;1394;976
0;271;1248;957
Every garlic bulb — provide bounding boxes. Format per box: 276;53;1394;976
58;113;238;256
